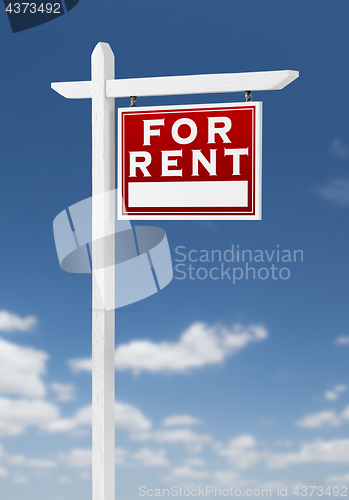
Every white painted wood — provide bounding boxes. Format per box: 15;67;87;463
51;81;91;98
50;39;296;500
106;70;298;97
91;42;115;500
52;69;298;99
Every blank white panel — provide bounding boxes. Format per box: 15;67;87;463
128;181;248;208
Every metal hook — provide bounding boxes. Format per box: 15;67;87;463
245;91;252;102
130;96;137;107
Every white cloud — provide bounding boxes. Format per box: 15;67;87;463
164;466;261;490
324;391;340;401
132;448;169;467
135;428;213;453
170;466;210;479
42;417;77;434
0;398;59;437
116;447;169;467
213;471;240;487
0;467;8;478
34;471;52;478
69;323;268;375
13;474;28;484
330;138;349;159
79;471;90;480
267;439;349;468
68;358;91;373
0;337;48;399
124;322;268;375
296;410;342;429
324;385;347;401
217;436;349;470
114;323;267;374
340;406;349;421
314;178;349;207
274;440;293;448
7;454;56;468
335;336;349;346
296;405;349;429
184;458;206;467
115;448;128;466
43;401;151;435
50;383;76;402
115;401;152;433
0;311;37;333
162;415;202;427
60;447;168;469
218;435;263;470
59;449;91;468
326;473;349;484
57;477;72;484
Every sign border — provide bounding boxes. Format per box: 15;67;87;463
118;101;262;220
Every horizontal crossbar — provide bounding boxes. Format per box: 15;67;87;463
51;70;299;99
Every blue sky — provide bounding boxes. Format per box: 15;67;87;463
0;0;349;498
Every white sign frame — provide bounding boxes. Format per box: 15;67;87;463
117;101;263;220
51;42;298;500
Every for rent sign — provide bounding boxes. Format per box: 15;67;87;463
118;102;262;220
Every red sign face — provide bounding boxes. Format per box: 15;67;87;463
118;102;262;220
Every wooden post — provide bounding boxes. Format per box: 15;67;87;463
91;43;115;500
51;44;299;500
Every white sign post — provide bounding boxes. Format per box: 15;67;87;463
51;42;298;500
91;44;116;500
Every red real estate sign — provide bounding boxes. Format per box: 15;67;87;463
118;102;262;220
